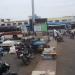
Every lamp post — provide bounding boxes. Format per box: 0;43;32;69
31;0;35;32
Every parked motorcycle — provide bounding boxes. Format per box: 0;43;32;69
16;47;24;59
15;43;25;58
0;47;4;59
20;49;31;65
0;61;17;75
70;32;74;39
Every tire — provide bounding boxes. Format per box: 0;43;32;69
22;57;30;65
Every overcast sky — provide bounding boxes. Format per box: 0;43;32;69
0;0;75;20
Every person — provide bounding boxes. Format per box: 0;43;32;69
53;29;63;41
1;35;5;42
53;29;58;40
70;31;74;39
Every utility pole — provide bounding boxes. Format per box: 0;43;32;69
31;0;35;32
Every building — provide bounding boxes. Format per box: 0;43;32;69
0;19;29;39
0;19;28;26
47;16;75;23
47;16;75;30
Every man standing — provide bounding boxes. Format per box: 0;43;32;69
53;29;58;40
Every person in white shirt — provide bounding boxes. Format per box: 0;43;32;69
53;29;58;40
53;29;62;40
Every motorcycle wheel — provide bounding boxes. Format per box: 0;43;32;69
6;72;18;75
22;57;30;65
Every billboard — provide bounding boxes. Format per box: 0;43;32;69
34;23;48;32
34;25;41;32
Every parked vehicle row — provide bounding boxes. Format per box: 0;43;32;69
15;38;48;65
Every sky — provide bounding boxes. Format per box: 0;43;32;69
0;0;75;20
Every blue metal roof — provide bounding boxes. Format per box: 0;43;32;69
47;22;66;26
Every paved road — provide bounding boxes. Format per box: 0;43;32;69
56;37;75;75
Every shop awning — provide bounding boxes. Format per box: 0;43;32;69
47;22;66;26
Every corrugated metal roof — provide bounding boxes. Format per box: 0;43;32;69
47;22;66;26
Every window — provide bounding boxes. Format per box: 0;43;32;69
55;20;59;22
49;21;53;22
62;19;67;22
18;22;22;25
7;23;11;26
1;19;4;22
13;23;16;25
24;22;28;24
1;24;5;26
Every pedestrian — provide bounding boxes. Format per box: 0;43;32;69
53;29;58;40
70;31;74;39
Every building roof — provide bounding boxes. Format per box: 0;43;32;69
47;22;66;26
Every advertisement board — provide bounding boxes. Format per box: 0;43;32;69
34;23;48;32
41;23;48;32
34;25;41;32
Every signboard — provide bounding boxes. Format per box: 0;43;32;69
34;23;48;32
34;25;41;32
41;23;48;32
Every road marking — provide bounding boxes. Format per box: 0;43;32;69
32;71;55;75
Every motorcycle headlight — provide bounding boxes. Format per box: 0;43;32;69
5;63;9;66
20;54;23;57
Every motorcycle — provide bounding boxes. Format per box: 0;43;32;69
16;48;24;59
0;61;17;75
56;35;64;42
0;48;4;60
70;32;74;39
16;44;25;59
20;50;31;65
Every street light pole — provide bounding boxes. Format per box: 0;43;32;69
31;0;35;32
